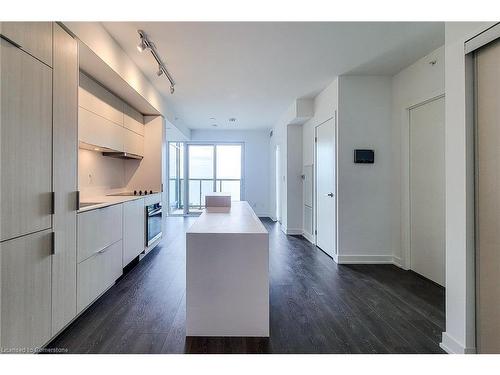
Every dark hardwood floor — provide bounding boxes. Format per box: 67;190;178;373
46;217;445;354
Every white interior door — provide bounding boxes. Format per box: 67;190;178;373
275;145;281;222
315;117;336;257
409;96;445;286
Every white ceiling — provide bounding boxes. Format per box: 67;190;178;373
102;22;444;130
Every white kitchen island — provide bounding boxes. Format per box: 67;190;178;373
186;201;269;337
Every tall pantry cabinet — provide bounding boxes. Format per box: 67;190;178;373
0;22;78;350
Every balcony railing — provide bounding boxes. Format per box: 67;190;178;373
169;178;241;212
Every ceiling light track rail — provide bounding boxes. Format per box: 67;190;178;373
137;29;176;94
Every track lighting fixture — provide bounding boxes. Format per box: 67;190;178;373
136;29;176;94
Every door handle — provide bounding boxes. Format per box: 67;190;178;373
326;192;334;197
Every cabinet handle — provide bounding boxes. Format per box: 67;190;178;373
51;232;56;255
96;245;112;255
76;190;80;211
0;34;22;49
51;191;55;214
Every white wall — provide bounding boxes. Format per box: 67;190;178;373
190;129;271;216
336;76;394;262
392;46;445;265
78;149;126;199
286;125;303;233
441;22;495;355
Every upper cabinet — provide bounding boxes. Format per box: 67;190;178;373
123;103;144;136
78;72;145;156
0;38;53;242
79;72;124;126
0;22;53;66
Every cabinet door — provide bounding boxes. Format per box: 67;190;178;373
0;39;53;242
1;230;52;350
123;103;144;135
77;240;123;314
123;199;145;267
0;22;53;66
51;24;78;336
123;128;144;156
79;106;124;152
78;72;123;126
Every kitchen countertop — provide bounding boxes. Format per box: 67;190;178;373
187;201;267;234
78;192;161;213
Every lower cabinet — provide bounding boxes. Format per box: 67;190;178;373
77;240;123;314
123;199;145;267
1;230;52;350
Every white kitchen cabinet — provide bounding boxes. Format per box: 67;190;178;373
77;204;123;263
1;229;52;350
123;199;145;267
123;103;144;135
79;106;124;152
77;240;123;314
0;22;53;66
51;23;78;336
0;37;53;242
78;72;124;126
123;128;145;156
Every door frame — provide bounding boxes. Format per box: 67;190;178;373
401;93;445;270
314;114;338;261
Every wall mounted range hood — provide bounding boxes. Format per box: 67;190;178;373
101;151;143;160
79;141;143;160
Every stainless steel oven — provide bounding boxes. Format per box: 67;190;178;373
146;201;162;246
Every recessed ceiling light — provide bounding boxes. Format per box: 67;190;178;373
229;118;236;123
209;117;216;121
212;124;218;127
94;147;100;151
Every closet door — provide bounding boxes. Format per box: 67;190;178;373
476;38;500;354
51;23;78;335
0;38;53;242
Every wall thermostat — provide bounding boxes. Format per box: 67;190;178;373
354;149;374;164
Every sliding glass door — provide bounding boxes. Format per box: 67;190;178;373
167;142;243;215
168;142;184;214
216;145;242;201
188;145;215;213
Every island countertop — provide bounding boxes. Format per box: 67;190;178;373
186;201;267;234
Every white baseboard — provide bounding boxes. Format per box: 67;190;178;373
336;254;401;265
302;231;315;244
392;256;404;268
440;332;476;354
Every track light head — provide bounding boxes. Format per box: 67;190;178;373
137;38;148;53
137;30;149;52
156;66;164;76
170;85;175;94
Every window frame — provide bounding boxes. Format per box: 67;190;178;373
167;141;245;216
